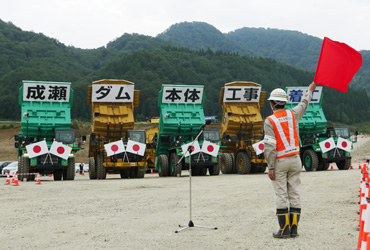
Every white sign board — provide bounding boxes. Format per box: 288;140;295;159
23;82;70;102
223;86;261;102
92;84;134;103
162;86;203;104
286;87;322;104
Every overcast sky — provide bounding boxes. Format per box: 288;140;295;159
1;0;369;50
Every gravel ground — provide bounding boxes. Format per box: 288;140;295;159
0;135;367;249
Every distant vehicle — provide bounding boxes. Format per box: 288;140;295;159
2;162;18;176
0;161;12;173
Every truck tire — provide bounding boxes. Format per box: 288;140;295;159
54;171;62;181
321;163;330;171
120;169;130;178
318;161;330;171
19;157;31;181
337;159;351;170
199;167;208;176
96;154;106;179
302;149;319;171
221;153;233;174
230;153;237;173
236;152;252;174
158;154;169;177
170;153;182;177
89;157;97;179
136;166;146;178
208;156;221;176
63;158;75;180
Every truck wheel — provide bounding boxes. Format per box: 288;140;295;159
120;169;130;178
321;163;330;171
63;158;75;180
54;171;62;181
89;157;97;179
96;154;106;179
136;166;146;178
208;156;221;176
337;159;351;170
170;153;182;177
302;149;319;171
158;155;169;177
18;157;30;181
230;153;237;173
236;152;252;174
221;153;233;174
199;167;207;176
318;161;330;171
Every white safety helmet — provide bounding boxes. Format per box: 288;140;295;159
267;88;288;103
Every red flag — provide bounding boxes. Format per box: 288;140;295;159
314;37;362;92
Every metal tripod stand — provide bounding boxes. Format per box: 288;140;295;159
175;121;217;233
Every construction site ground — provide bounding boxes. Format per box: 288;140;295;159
0;127;367;249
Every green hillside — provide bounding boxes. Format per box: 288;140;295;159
0;19;369;127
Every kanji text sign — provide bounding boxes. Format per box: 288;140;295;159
223;86;261;102
92;84;134;103
162;86;203;104
286;87;322;104
23;82;70;102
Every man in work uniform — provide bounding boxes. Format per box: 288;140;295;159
263;82;316;238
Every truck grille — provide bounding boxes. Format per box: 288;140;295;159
327;148;346;159
38;154;60;165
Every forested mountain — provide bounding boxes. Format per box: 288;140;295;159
158;21;369;92
157;22;255;56
227;27;322;71
0;19;369;126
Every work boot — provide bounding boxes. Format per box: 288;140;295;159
273;208;290;238
290;207;301;238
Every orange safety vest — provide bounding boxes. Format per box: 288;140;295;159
266;110;300;159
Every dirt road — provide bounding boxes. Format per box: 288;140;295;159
0;128;367;249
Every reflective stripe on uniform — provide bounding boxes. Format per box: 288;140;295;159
266;110;299;159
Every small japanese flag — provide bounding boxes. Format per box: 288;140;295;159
104;140;125;157
201;140;220;157
50;141;72;160
126;140;146;156
319;137;336;153
181;141;201;157
337;137;352;152
26;141;48;158
253;141;265;155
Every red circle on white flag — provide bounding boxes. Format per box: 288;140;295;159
111;144;118;152
207;145;214;152
33;145;41;153
57;147;65;154
133;144;140;152
325;142;331;148
342;141;347;148
258;143;264;150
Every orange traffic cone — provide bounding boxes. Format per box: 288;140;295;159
13;174;19;186
360;164;362;169
5;173;10;185
36;173;41;184
82;170;85;176
351;165;353;169
151;168;153;174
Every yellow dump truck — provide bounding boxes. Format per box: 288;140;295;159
87;79;147;179
218;81;267;174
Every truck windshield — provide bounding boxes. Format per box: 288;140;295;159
334;127;350;139
55;130;75;144
203;130;220;143
127;131;146;144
